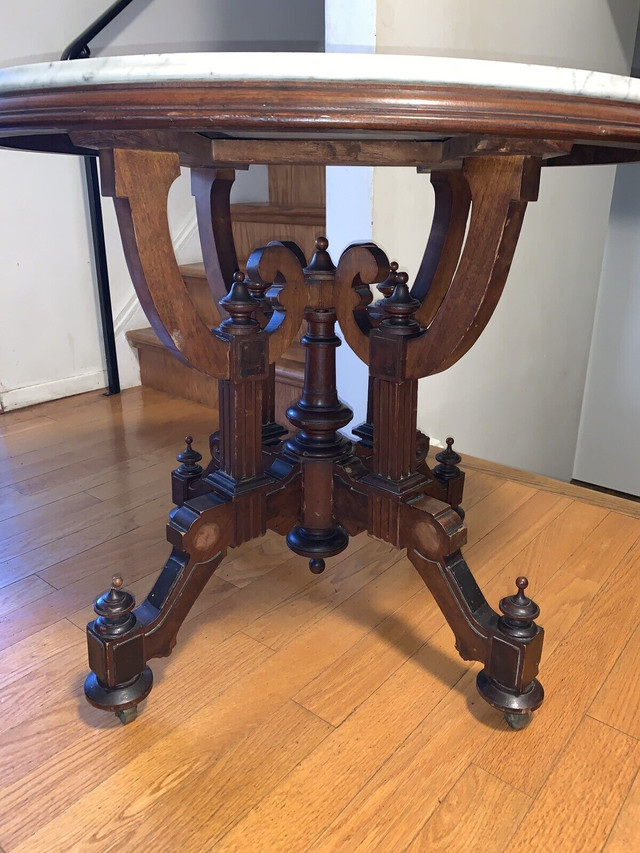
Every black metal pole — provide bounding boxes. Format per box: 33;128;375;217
84;155;120;394
61;0;137;396
61;0;135;60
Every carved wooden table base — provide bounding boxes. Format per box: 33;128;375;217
84;147;544;729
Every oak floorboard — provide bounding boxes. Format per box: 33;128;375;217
1;389;639;853
406;764;531;853
588;616;640;740
505;717;640;853
215;631;471;853
0;619;85;690
0;541;421;848
602;767;640;852
0;495;170;599
0;632;273;848
12;701;333;853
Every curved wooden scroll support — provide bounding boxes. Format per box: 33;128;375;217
100;148;231;378
191;167;239;325
413;170;472;328
406;155;541;379
246;242;308;364
334;243;390;364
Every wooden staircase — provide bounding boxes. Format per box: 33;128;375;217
127;165;322;422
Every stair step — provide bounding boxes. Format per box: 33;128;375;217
126;327;219;410
127;327;305;420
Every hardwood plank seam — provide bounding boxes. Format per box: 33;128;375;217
289;697;337;729
398;758;479;853
493;553;640;800
470;761;534;801
499;717;640;853
464;489;540;550
236;630;280;654
241;539;394;649
62;617;87;638
600;766;640;853
564;513;640;583
303;660;474;850
585;711;640;743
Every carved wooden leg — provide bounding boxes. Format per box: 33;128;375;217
402;496;544;727
84;492;233;721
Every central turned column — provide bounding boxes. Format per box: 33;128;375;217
284;308;353;573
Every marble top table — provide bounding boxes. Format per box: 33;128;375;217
1;53;640;161
0;54;635;731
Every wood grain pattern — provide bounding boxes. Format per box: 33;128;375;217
506;717;640;853
6;78;640;149
589;618;640;740
603;768;640;852
2;388;640;853
406;764;531;852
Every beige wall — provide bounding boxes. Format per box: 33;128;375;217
326;0;640;479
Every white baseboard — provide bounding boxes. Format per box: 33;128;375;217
0;369;107;412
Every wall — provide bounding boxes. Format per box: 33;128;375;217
572;162;640;495
0;0;324;411
326;0;640;480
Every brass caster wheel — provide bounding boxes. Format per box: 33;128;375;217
115;706;138;725
504;711;531;730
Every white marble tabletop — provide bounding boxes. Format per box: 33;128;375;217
0;52;638;105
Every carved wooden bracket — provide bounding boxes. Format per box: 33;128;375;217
246;242;308;364
333;243;390;364
100;148;232;378
406;155;541;378
413;170;471;329
191;166;239;324
334;155;540;379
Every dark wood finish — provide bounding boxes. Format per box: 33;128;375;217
100;148;231;379
7;80;640;152
85;141;549;728
191;167;238;320
10;65;631;731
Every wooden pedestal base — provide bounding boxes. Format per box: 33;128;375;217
84;147;545;731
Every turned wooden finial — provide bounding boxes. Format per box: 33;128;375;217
309;557;326;574
245;268;269;302
176;435;203;476
498;575;540;640
381;270;421;331
93;575;136;637
219;270;259;328
304;236;336;276
434;437;462;481
377;260;400;300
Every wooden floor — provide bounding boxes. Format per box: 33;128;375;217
1;386;640;852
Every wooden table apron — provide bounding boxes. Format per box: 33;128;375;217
2;64;638;728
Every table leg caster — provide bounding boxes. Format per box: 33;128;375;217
115;706;139;725
476;670;544;727
504;711;532;730
84;666;153;723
